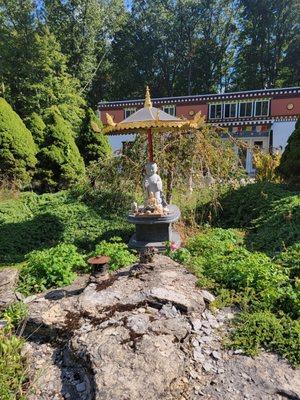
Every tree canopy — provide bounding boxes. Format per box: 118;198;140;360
0;0;298;112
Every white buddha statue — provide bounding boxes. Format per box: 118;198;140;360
143;162;168;212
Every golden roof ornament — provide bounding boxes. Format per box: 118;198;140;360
102;85;205;135
144;86;153;108
106;113;116;127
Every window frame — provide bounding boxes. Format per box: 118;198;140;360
162;104;176;116
254;100;270;117
239;101;253;118
124;107;137;119
209;103;223;119
224;103;237;118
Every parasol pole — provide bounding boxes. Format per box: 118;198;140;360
147;128;154;162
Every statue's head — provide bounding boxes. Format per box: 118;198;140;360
145;162;157;176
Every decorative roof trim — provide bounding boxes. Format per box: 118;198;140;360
98;87;300;109
211;115;297;127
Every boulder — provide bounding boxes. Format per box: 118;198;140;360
23;255;300;400
0;268;19;311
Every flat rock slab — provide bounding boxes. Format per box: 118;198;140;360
0;267;19;311
23;255;300;400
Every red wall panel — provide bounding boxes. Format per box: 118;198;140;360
271;97;300;117
100;108;124;124
176;104;208;119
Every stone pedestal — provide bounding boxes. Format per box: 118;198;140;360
128;205;181;251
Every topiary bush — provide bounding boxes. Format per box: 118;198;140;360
277;118;300;185
18;243;86;295
77;107;112;166
24;112;46;147
35;108;85;192
0;98;37;188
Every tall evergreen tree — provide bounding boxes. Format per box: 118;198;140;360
0;1;85;126
21;27;85;129
43;0;126;101
0;98;37;187
36;108;85;191
234;0;297;89
108;0;236;100
277;119;300;185
77;108;111;166
0;0;37;112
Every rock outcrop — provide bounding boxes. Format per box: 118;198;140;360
0;267;19;311
22;255;300;400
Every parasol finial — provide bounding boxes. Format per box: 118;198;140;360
144;86;153;108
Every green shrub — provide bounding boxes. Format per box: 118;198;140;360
18;243;86;295
24;112;46;147
277;118;300;185
0;98;37;187
247;193;300;255
0;329;27;400
165;242;192;264
210;182;296;228
228;311;300;367
94;237;137;271
188;230;290;311
187;228;244;257
275;243;300;278
2;302;28;328
36;108;85;192
77;107;112;166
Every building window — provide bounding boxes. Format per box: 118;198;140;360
224;103;237;118
124;107;136;119
239;102;253;117
209;104;222;119
162;105;176;116
254;100;269;117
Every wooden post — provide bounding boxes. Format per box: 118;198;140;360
147;128;154;162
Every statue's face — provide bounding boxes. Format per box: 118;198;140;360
146;162;157;175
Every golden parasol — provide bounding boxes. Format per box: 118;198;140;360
103;86;204;161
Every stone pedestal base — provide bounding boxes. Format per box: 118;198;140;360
128;205;181;251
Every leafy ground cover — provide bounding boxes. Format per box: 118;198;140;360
174;227;300;366
0;189;133;265
170;183;300;366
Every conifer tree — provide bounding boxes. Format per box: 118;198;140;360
277;119;300;185
0;98;37;187
24;28;85;130
77;108;112;166
36;108;85;191
25;113;46;147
